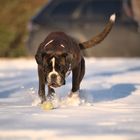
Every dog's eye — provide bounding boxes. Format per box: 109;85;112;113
48;59;53;66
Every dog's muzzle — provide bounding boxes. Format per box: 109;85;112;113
47;73;65;88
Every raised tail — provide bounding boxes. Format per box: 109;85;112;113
79;14;116;50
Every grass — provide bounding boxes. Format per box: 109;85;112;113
0;0;48;57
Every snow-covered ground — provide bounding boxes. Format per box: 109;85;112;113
0;58;140;140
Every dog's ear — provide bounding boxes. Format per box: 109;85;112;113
35;53;43;65
35;42;45;65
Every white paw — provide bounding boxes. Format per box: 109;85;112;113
31;97;41;106
60;92;81;107
67;94;81;106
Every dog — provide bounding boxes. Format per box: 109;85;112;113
35;14;116;103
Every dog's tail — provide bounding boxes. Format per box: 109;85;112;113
79;14;116;50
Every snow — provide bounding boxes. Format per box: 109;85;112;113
0;58;140;140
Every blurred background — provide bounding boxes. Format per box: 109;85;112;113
0;0;140;57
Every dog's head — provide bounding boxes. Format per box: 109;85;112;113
35;39;73;88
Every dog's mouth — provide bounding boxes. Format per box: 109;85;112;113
49;82;62;88
47;74;65;88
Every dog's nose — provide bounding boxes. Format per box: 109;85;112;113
50;74;58;85
48;73;64;88
50;76;57;87
51;74;57;81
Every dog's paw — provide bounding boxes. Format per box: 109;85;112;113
32;96;46;106
61;94;81;107
31;97;42;106
67;94;81;106
47;93;59;108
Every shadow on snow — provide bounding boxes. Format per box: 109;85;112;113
80;83;136;103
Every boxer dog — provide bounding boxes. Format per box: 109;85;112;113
35;14;116;103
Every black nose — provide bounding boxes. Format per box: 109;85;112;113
51;74;57;82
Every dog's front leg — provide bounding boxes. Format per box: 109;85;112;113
47;86;55;100
64;62;82;106
69;63;81;97
70;58;85;97
38;66;46;103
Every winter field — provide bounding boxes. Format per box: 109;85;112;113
0;58;140;140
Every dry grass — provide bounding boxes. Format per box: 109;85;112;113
0;0;48;57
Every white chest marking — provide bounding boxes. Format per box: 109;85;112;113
45;40;53;47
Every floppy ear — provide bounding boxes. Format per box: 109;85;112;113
35;42;45;65
35;53;43;65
